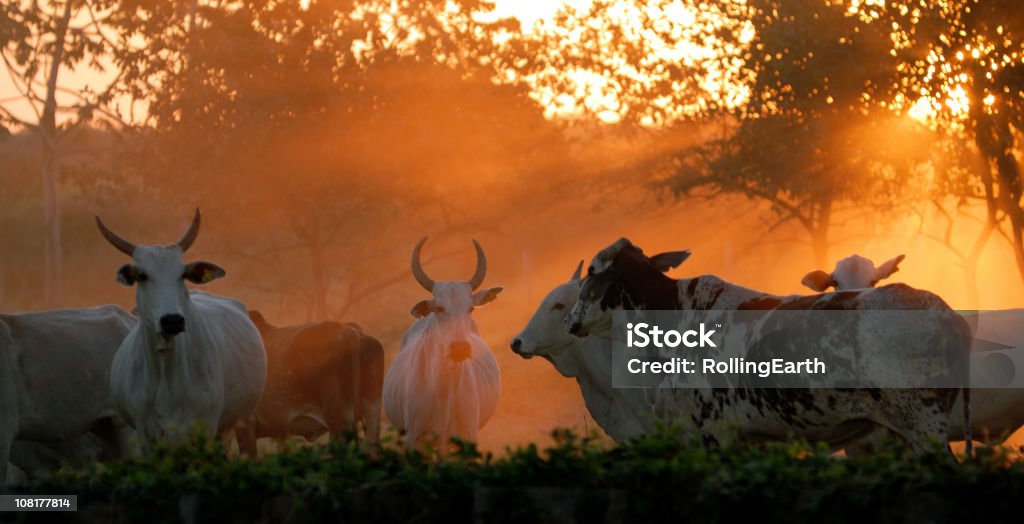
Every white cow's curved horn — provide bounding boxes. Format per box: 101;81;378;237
468;239;487;290
95;216;137;256
177;208;201;252
411;236;436;292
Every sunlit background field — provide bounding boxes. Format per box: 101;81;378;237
3;0;1024;454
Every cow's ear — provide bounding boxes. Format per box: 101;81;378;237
411;299;436;318
873;254;905;283
801;270;836;292
472;286;503;307
116;264;138;286
650;250;691;273
184;261;226;284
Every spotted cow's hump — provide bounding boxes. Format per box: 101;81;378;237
869;282;950;310
682;275;730;310
737;296;782;311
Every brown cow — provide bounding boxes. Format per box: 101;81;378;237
245;312;384;450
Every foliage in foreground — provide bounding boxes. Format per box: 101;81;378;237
17;429;1024;523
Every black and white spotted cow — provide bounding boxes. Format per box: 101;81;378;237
565;238;972;454
804;254;1024;447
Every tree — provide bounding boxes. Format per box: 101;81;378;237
882;0;1024;285
670;113;930;267
510;0;753;126
659;0;931;266
0;0;125;306
108;0;563;322
499;1;941;267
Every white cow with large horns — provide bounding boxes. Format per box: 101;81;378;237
383;237;502;450
95;209;266;450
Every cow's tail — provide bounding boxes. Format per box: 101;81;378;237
353;329;384;448
330;324;383;446
959;310;973;459
962;384;972;458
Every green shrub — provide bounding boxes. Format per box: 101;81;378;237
21;429;1024;523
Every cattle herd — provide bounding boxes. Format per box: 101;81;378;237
2;213;1023;484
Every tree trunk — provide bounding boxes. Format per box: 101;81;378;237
963;158;1000;308
309;242;329;322
971;81;1024;285
964;218;995;309
992;146;1024;284
809;198;832;269
39;0;75;308
304;211;328;322
41;138;62;308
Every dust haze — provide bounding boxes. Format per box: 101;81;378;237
2;0;1023;454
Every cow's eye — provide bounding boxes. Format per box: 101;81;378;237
550;303;565;311
587;265;594;275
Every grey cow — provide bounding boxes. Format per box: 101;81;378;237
1;306;136;485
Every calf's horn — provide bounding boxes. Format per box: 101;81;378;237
411;237;436;292
468;239;487;290
95;216;137;256
177;208;202;252
571;260;584;281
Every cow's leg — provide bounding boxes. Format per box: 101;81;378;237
324;372;357;443
90;416;121;461
0;409;11;485
693;412;734;450
234;420;259;458
885;424;954;457
112;417;142;459
218;429;235;455
408;431;426;452
0;352;15;486
0;408;15;485
872;390;954;456
0;442;9;487
9;442;58;479
362;398;382;450
843;426;901;458
4;462;25;486
360;336;385;448
437;431;450;458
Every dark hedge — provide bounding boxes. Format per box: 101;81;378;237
5;429;1024;523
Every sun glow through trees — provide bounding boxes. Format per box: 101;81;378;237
494;0;1024;131
494;0;754;125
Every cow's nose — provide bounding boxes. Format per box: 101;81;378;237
510;338;522;354
159;314;186;336
568;322;583;336
449;341;472;362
